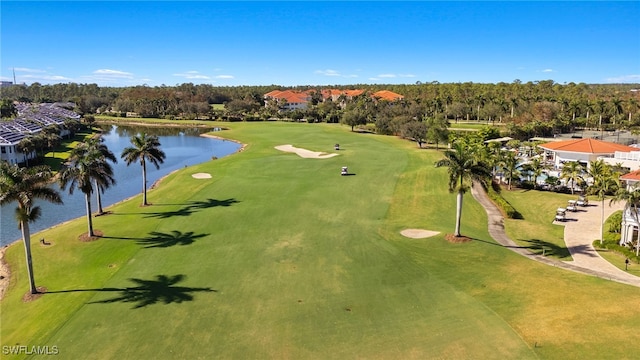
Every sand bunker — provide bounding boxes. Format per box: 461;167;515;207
400;229;441;239
192;173;212;179
275;145;339;159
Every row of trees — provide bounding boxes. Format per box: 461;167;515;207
0;133;165;295
2;81;639;140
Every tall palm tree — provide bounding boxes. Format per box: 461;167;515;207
586;160;619;244
80;138;118;215
435;142;491;237
59;144;115;237
560;161;583;195
121;133;166;206
627;98;639;123
0;162;62;294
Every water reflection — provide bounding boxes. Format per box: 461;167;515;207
0;125;240;246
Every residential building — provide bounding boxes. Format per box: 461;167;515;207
0;103;79;165
264;90;312;111
264;88;404;111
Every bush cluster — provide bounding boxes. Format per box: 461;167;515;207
485;182;523;219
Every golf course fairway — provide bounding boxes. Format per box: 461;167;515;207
1;122;638;359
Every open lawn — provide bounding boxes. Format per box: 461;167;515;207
501;189;577;260
1;122;639;359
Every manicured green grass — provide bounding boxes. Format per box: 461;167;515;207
501;189;576;260
597;250;640;276
95;115;217;127
41;130;94;170
1;122;639;359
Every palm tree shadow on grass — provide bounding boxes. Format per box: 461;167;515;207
48;274;216;309
142;198;240;219
519;238;572;259
102;230;208;248
139;230;208;248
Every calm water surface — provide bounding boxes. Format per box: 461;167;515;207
0;125;240;246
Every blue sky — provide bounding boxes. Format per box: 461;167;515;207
1;1;639;87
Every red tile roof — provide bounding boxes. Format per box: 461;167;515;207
264;90;310;104
372;90;404;101
320;89;364;100
538;138;639;154
621;170;640;181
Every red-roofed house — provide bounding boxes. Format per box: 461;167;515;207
371;90;404;102
538;138;640;170
264;90;312;110
320;89;364;102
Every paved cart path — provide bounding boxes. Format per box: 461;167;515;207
471;183;640;288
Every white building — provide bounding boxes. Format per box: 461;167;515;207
538;138;640;170
0;103;79;165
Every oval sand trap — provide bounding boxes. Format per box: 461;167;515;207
192;173;212;179
400;229;440;239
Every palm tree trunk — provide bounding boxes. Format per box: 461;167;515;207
20;221;38;294
95;179;103;215
142;160;148;206
85;193;94;237
600;199;605;244
455;191;463;237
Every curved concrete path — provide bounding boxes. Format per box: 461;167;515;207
471;183;640;288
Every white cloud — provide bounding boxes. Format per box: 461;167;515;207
541;69;554;73
77;69;143;85
93;69;134;78
20;73;73;82
13;67;46;73
315;69;341;77
215;75;234;79
605;74;640;83
377;73;416;79
173;70;211;80
315;69;358;79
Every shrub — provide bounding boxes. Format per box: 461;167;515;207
607;211;622;233
485;182;523;219
597;210;639;262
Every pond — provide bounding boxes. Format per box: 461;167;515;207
0;125;241;246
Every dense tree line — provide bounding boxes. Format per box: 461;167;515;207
2;81;639;141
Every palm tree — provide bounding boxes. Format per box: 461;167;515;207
16;137;36;166
627;98;639;123
80;138;118;215
435;142;491;237
586;160;619;244
560;161;583;194
59;144;115;237
529;157;547;189
121;133;166;206
500;151;521;190
0;162;62;294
